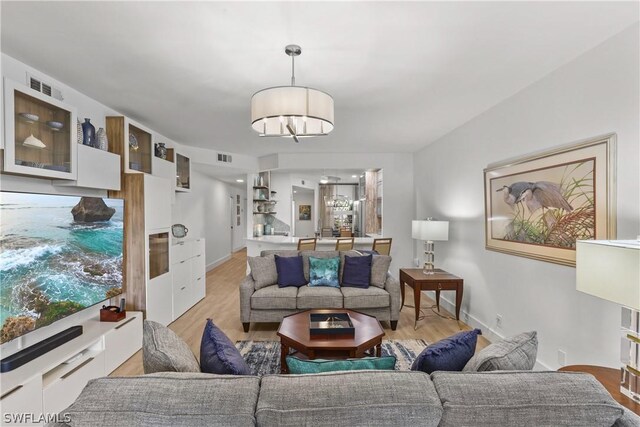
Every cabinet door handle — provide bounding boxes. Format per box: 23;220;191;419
0;385;23;400
181;286;186;290
196;254;201;258
62;357;95;379
180;260;186;264
197;277;202;281
115;317;136;330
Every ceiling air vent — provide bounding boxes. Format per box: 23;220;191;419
217;153;232;163
26;73;64;101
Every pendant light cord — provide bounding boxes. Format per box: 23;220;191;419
291;55;296;86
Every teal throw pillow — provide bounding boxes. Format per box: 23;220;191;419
286;356;396;374
308;256;340;287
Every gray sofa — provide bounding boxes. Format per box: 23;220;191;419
50;370;639;426
240;250;401;332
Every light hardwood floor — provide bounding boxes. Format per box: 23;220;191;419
112;248;488;376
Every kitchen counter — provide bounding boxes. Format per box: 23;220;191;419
247;236;376;245
246;235;384;261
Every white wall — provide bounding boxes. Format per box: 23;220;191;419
413;24;640;369
172;171;245;268
293;188;315;237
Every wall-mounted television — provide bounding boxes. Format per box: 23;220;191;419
0;192;124;344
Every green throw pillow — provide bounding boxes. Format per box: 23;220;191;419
308;256;340;287
286;356;396;374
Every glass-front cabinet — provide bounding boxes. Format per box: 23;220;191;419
3;79;77;179
175;153;190;191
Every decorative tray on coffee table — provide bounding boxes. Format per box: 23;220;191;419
309;312;355;337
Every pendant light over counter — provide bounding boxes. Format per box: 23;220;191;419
251;45;334;143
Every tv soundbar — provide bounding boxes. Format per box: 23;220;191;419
0;325;83;373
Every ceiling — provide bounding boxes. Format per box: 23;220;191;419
2;2;638;157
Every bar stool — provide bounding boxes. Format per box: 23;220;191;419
297;237;317;251
335;237;355;251
372;238;392;255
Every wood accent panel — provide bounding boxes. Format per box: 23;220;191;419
110;249;489;377
106;116;125;189
120;173;146;313
365;171;378;234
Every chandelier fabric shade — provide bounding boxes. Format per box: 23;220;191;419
251;44;334;142
251;86;334;137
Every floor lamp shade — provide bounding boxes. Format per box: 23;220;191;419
576;240;640;310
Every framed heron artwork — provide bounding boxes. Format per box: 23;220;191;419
484;133;616;266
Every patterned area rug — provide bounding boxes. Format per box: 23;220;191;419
235;339;428;376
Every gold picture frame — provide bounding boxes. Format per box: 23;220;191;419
484;133;616;267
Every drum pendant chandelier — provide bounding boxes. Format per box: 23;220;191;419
251;45;334;143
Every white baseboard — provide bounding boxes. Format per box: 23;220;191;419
430;292;552;371
207;254;231;271
233;245;246;253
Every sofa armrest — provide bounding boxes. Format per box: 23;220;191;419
613;407;640;427
384;273;401;321
240;275;255;323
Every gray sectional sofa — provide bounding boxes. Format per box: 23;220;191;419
50;370;639;426
240;250;401;332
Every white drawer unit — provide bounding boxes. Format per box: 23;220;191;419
0;375;43;426
103;314;143;374
0;312;143;425
43;350;105;415
171;238;206;320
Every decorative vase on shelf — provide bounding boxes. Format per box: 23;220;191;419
96;128;109;151
155;142;167;159
81;118;95;146
77;119;83;144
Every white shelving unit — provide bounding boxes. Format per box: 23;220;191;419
172;238;206;320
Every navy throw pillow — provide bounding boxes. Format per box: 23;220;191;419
411;328;482;374
200;319;251;375
274;255;307;287
341;254;372;288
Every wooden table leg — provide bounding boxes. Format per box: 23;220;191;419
400;278;405;308
435;289;441;313
455;283;463;320
414;284;421;330
280;342;289;374
375;343;381;357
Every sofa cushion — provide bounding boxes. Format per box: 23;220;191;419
256;371;443;427
200;319;251;375
341;286;389;309
308;256;340;287
247;255;277;290
142;320;200;374
341;254;372;288
463;331;537;372
61;372;260;427
297;286;343;309
371;255;392;288
275;255;307;287
251;285;298;310
302;250;339;281
431;371;624;427
286;356;396;374
411;329;482;374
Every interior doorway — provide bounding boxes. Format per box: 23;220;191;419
229;195;234;255
293;186;315;237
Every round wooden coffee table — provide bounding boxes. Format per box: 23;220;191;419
277;309;385;374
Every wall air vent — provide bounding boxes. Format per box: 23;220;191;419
217;153;232;163
26;73;63;101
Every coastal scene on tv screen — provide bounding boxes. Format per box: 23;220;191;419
0;192;123;344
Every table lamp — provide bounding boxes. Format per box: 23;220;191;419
412;218;449;274
576;239;640;402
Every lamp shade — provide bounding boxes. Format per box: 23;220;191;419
576;240;640;310
251;86;334;137
412;220;449;241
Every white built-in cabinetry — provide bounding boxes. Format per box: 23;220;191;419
172;238;206;320
0;313;142;426
53;144;120;190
